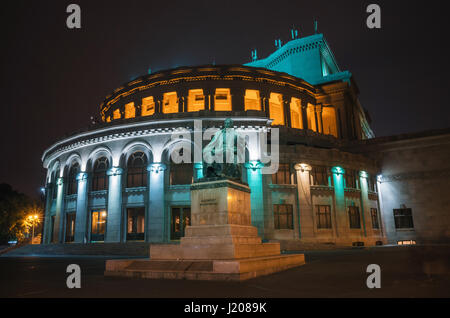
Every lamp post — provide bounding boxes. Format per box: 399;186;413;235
28;214;39;244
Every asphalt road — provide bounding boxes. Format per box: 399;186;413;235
0;246;449;298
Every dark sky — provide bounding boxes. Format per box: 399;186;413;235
1;0;449;198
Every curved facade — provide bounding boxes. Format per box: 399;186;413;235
42;61;385;246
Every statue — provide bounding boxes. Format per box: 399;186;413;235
202;118;246;181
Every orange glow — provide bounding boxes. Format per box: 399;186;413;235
187;89;205;112
244;89;261;111
214;88;232;111
113;108;121;120
269;93;284;125
307;103;317;132
322;106;337;137
141;96;155;116
162;92;179;114
124;102;135;119
290;97;303;129
106;116;111;122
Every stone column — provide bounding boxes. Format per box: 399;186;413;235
147;163;167;242
245;161;265;237
284;97;291;127
301;99;309;130
315;104;323;133
359;171;372;238
53;177;65;243
105;167;123;242
74;172;89;243
331;166;346;238
294;163;314;239
42;183;53;244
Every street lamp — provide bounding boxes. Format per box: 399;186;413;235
28;214;39;244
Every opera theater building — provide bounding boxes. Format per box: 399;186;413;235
41;32;450;249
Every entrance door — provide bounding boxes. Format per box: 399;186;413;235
170;206;191;240
91;210;107;242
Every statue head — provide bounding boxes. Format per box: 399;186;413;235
224;118;233;129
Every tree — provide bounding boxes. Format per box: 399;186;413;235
0;183;43;244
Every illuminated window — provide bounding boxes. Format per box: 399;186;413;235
290;98;303;129
127;152;147;188
67;162;80;195
91;157;109;191
273;204;294;229
141;96;155;116
187;89;205;112
91;210;107;242
124;102;135;119
371;208;380;229
244;89;261;111
316;205;332;229
163;91;179;114
307;103;317;131
269;93;284;125
106;116;111;122
348;206;361;229
127;207;145;241
271;163;290;184
113;108;121;120
393;208;414;229
214;88;232;111
322;107;337;137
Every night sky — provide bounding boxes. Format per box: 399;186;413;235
1;0;449;198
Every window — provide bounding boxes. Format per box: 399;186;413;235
244;89;261;111
368;176;377;192
127;152;147;188
67;162;79;195
170;163;193;185
162;91;178;113
113;108;121;120
348;206;361;229
127;208;145;241
65;212;76;242
271;163;290;184
91;210;107;242
322;107;337;137
310;166;329;186
307;103;317;132
290;98;303;129
51;172;58;200
273;204;294;229
141;96;155;116
316;205;332;229
91;157;109;191
124;102;135;119
170;206;191;240
345;169;357;189
214;88;232;111
371;208;380;229
394;208;414;229
269;93;284;125
187;89;205;112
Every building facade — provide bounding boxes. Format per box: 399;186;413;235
41;33;450;247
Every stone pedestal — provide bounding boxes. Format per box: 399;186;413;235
105;179;305;281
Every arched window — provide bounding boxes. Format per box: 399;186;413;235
51;171;58;200
127;152;148;188
67;162;80;195
91;157;109;191
269;93;284;125
124;102;135;119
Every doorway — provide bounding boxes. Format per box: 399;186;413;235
91;210;107;242
170;206;191;240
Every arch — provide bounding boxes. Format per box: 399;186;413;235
162;136;200;164
47;159;61;182
120;140;153;167
64;153;82;176
87;146;113;172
